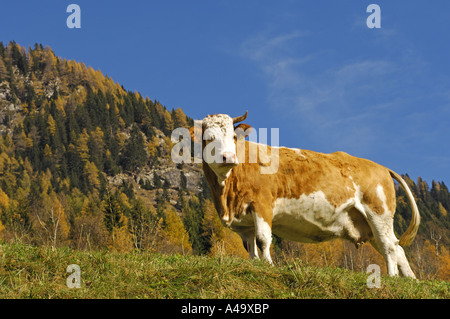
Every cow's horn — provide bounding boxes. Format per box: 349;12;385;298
232;110;248;124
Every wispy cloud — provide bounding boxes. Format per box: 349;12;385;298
238;30;427;156
240;30;307;62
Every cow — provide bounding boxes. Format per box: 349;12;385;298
190;111;420;278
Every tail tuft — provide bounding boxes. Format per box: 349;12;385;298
389;169;421;247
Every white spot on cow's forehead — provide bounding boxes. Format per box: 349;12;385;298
202;114;233;130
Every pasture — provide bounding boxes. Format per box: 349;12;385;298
0;243;448;299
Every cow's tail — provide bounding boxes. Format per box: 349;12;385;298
389;169;421;247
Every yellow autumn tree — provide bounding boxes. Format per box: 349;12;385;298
201;199;248;259
163;206;192;254
30;73;43;98
41;46;58;84
54;95;66;116
110;224;134;253
0;188;10;211
47;114;56;136
90;126;105;146
35;192;70;247
438;202;447;217
437;246;450;281
13;130;28;153
147;136;159;158
101;189;134;252
0;188;9;235
0;152;19;195
25;132;33;148
76;129;90;163
0;56;8;82
84;161;101;191
163;109;174;132
44;144;53;157
40;169;53;194
412;240;440;280
174;108;188;128
51;195;70;244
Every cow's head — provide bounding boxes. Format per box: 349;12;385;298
191;111;251;185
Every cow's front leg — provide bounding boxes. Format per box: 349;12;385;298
253;212;273;265
238;230;259;260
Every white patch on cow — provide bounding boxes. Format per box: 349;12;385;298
271;190;367;244
376;184;390;215
221;212;229;223
272;191;341;242
363;201;401;276
270;145;306;159
342;178;368;216
348;177;366;218
291;147;306;159
253;213;273;264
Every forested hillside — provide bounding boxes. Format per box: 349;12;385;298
0;41;240;254
0;42;448;281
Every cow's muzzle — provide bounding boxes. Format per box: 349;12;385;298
221;152;238;166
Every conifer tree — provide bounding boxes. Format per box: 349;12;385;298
120;124;147;171
183;196;209;255
0;57;8;82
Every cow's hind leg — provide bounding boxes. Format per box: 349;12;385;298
366;212;415;278
368;230;399;276
360;183;416;278
396;245;416;278
346;206;401;276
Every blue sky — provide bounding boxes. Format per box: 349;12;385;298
1;1;450;184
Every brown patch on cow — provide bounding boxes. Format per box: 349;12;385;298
203;141;397;227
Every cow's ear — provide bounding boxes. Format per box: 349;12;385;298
189;126;195;142
189;125;202;143
234;123;252;139
189;126;196;141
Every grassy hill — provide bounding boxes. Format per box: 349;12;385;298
0;242;448;299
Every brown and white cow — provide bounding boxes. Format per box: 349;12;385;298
191;111;420;278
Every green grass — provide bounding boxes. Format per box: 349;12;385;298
0;242;448;299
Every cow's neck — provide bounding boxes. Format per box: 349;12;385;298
202;161;231;220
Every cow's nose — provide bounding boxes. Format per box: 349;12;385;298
222;152;238;165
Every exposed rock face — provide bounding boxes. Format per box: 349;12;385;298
109;161;203;193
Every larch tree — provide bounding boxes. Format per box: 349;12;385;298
163;205;192;254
